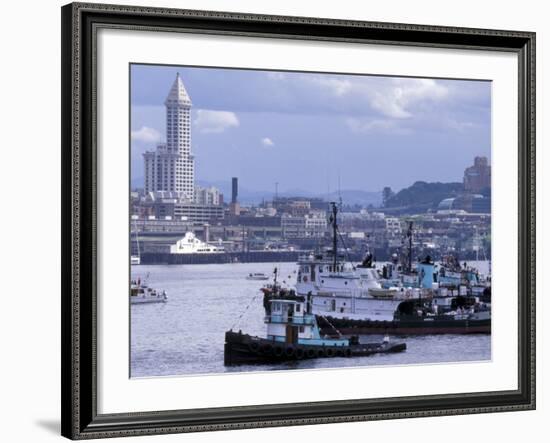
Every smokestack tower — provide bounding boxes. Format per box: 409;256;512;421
231;177;238;204
229;177;240;216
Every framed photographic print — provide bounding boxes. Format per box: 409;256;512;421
61;2;536;439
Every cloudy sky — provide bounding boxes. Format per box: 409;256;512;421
130;64;491;195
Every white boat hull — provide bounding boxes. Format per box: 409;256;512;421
310;293;403;321
130;295;167;304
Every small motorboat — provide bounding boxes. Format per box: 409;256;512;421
245;273;270;281
130;279;167;304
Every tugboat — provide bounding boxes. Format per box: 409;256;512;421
320;249;491;334
224;270;406;366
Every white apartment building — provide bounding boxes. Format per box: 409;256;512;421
385;217;402;235
195;186;222;206
143;73;195;199
281;211;327;238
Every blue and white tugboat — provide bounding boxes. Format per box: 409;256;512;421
224;271;406;366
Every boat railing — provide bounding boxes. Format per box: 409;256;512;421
264;315;316;325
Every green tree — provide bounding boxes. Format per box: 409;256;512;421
382;186;394;207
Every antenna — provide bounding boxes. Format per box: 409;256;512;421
326;170;331;202
337;171;342;209
275;182;279;201
407;220;414;273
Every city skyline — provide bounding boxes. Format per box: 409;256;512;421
131;64;491;194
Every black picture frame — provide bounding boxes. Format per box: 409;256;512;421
61;2;536;439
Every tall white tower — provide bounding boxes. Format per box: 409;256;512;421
143;73;195;199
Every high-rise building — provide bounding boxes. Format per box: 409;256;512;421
464;156;491;193
143;73;195;199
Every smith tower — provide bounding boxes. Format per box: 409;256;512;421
143;73;195;199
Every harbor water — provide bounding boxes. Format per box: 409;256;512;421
130;262;491;378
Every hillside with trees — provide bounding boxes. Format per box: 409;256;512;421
382;181;464;213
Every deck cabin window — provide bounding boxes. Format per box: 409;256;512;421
296;304;301;312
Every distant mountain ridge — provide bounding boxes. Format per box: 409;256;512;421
131;176;382;206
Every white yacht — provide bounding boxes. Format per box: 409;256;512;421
170;232;225;254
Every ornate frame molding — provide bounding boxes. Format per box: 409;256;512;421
61;2;535;439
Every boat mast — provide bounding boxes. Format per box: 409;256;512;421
134;220;141;258
330;202;338;270
407;220;413;273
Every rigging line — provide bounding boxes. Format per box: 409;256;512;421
336;227;351;263
230;291;261;330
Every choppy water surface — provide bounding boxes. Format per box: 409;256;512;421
130;262;491;377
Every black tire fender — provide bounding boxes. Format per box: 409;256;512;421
260;343;273;355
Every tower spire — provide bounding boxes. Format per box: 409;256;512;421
165;72;192;106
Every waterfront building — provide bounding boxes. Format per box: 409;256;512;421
384;217;402;235
140;191;224;223
143;73;195;199
471;195;491;214
173;203;224;223
304;211;328;237
195;186;222;205
437;194;491;214
281;211;327;238
273;197;327;215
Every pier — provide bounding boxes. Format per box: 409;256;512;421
141;250;303;265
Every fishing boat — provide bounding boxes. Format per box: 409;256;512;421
245;273;270;281
224;271;406;366
295;203;408;321
130;278;168;304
